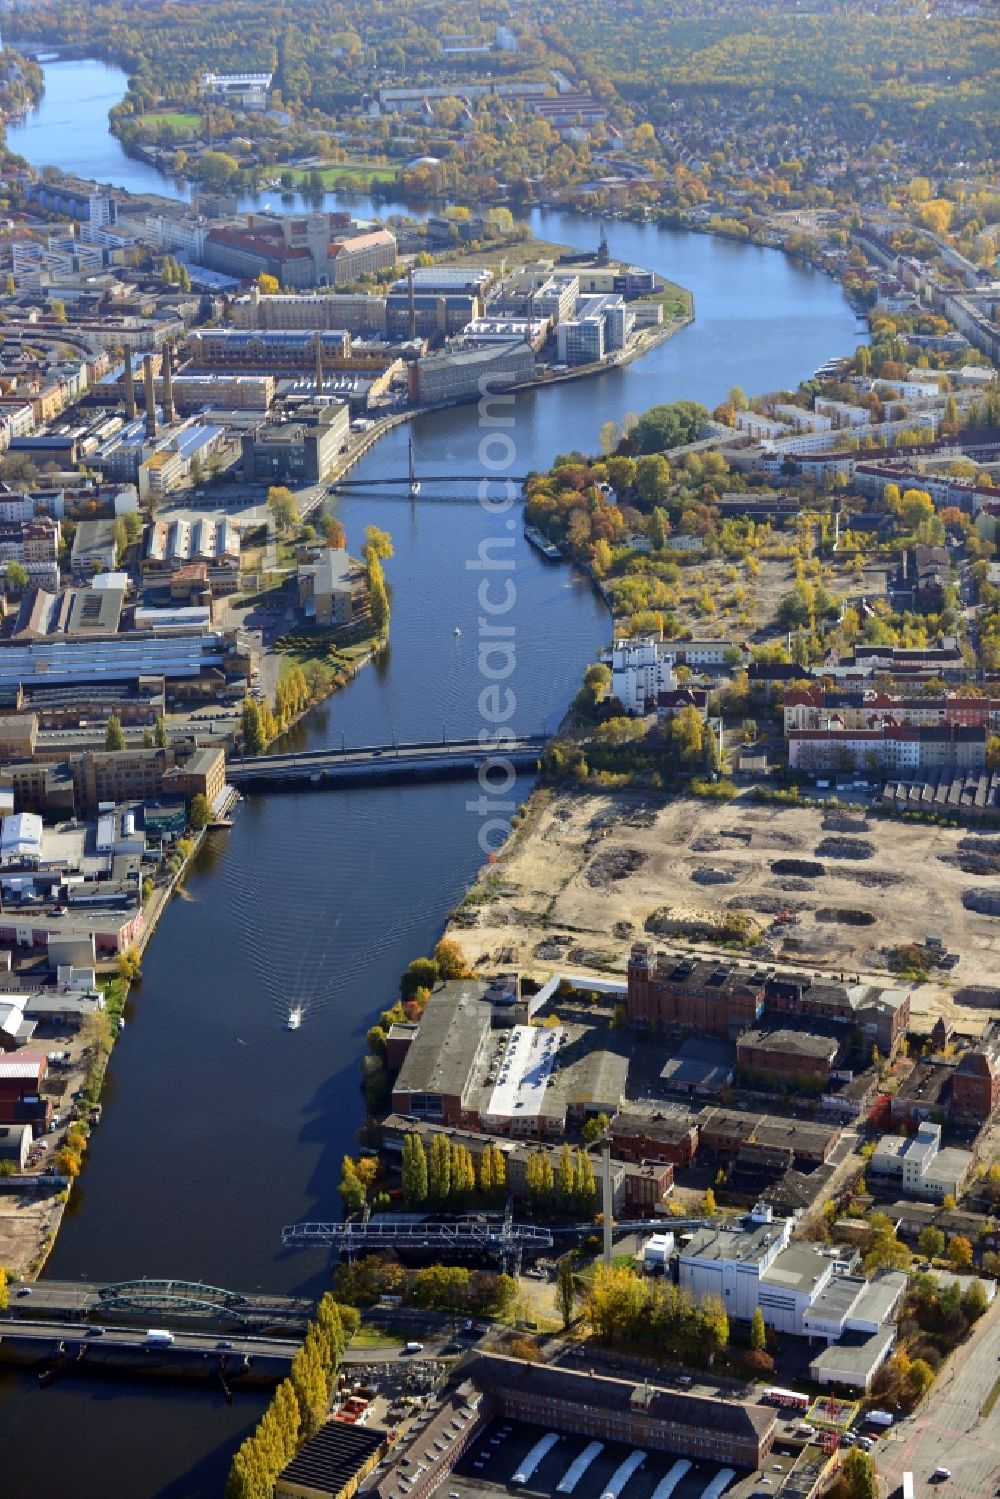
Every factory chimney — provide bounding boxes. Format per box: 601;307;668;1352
314;331;324;398
162;344;176;425
122;355;136;419
143;353;157;439
407;264;416;342
601;1139;613;1268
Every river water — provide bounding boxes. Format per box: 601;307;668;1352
0;54;862;1498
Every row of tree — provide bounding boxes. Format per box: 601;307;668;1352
225;1294;356;1499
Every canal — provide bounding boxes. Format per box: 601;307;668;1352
0;53;862;1498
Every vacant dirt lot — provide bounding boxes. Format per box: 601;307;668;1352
449;789;1000;1035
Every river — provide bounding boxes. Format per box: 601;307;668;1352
0;53;862;1499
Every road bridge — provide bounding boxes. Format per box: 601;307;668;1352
0;1317;299;1386
10;1277;313;1331
229;736;548;789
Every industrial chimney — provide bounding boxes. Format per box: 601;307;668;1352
314;330;324;399
143;353;157;440
122;355;136;420
601;1139;613;1268
162;344;176;425
407;264;416;342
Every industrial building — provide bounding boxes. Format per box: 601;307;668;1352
297;549;354;625
459;1354;777;1469
408;341;535;403
240;403;350;483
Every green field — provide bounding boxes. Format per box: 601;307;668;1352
285;160;399;187
144;111;202;132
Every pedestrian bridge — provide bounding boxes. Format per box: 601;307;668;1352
229;736;549;789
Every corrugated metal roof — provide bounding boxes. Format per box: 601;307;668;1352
0;1055;45;1078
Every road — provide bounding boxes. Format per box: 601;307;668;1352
6;1280;313;1329
878;1294;1000;1498
0;1316;301;1359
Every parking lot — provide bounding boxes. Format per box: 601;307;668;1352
439;1420;744;1499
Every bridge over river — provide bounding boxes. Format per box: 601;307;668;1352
229;735;549;789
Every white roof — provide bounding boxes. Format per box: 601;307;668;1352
483;1024;562;1124
0;812;43;854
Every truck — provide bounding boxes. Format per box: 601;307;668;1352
145;1329;175;1347
865;1410;894;1428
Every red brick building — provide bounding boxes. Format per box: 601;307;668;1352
627;946;765;1037
610;1110;699;1167
953;1025;1000;1122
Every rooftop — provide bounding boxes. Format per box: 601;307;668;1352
393;981;491;1098
276;1419;383;1495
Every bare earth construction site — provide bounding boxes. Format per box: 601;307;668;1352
452;788;1000;1033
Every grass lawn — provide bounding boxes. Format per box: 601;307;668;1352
285;160;399;187
143;111;202;132
646;278;693;317
351;1327;404;1350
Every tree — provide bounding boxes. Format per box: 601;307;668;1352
242;699;265;754
188;793;211;830
289;1337;328;1439
199;149;239;187
900;488;934;532
339;1156;366;1215
368;553;390;635
268;485;297;533
325;517;346;549
401;1133;428;1207
905;1357;934;1403
154;714;168;749
556;1254;576;1329
841;1448;878;1499
0;1266;7;1311
257;273;280;295
428;1132;451;1205
863;1213;910;1275
750;1305;767;1352
433;937;471;978
364;525;394;560
949;1234;973;1270
583;1114;610;1145
50;298;66;322
917;1226;945;1261
963;1278;989;1321
702;1187;717;1216
105;714;126;751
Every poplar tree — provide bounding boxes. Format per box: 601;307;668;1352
402;1134;428;1206
574;1149;596;1213
557;1143;575;1207
428;1133;451;1204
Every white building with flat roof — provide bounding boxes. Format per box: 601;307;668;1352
0;812;43;867
480;1024;564;1136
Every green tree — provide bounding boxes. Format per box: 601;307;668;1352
556;1143;576;1207
4;560;28;591
268;485;297;533
401;1133;428;1207
963;1278;989;1321
199;149;239;187
841;1448;878;1499
917;1226;945;1261
574;1149;596;1214
368;554;390;635
556;1254;576;1329
428;1132;451;1205
339;1156;366;1215
289;1337;328;1439
905;1357;935;1403
750;1305;767;1352
582;1114;610;1145
188;793;211;830
241;698;265;754
154;714;168;749
105;714;126;751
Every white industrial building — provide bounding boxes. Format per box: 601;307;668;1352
678;1203;907;1361
870;1121;973;1202
610;639;676;715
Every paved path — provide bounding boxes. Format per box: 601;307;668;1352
878;1295;1000;1497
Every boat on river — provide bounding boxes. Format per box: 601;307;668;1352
286;1007;303;1031
524;524;562;562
